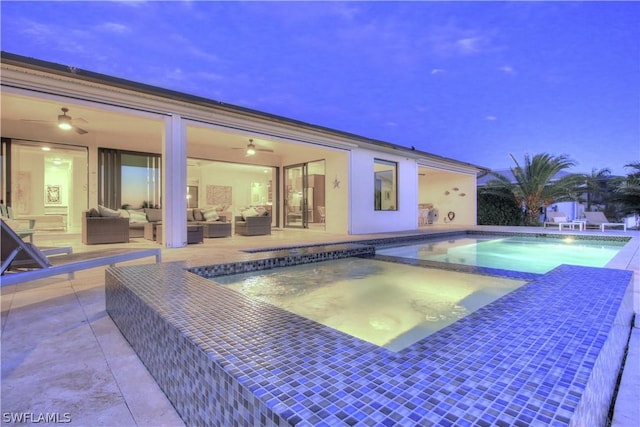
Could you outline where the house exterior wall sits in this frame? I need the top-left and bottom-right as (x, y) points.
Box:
(2, 54), (483, 242)
(349, 149), (420, 234)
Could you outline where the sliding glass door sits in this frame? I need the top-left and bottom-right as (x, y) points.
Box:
(284, 163), (307, 228)
(284, 160), (325, 229)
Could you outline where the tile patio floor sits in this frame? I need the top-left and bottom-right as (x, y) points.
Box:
(1, 225), (638, 426)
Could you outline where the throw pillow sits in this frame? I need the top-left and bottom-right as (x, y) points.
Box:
(202, 208), (219, 222)
(242, 207), (258, 220)
(129, 211), (148, 223)
(98, 205), (121, 218)
(193, 208), (204, 221)
(87, 208), (100, 217)
(187, 209), (195, 222)
(118, 209), (130, 219)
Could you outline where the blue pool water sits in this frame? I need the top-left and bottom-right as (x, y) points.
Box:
(376, 235), (625, 273)
(213, 258), (525, 351)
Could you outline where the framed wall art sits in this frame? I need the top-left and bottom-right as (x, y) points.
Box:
(45, 185), (61, 204)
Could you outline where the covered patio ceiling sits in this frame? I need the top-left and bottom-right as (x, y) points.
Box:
(0, 91), (304, 159)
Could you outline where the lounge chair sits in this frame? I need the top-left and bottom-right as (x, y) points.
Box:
(543, 212), (568, 228)
(583, 212), (627, 232)
(1, 219), (161, 286)
(1, 216), (36, 243)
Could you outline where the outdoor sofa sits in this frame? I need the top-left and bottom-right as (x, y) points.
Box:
(82, 206), (232, 244)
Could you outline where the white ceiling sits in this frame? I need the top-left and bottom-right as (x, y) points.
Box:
(1, 91), (289, 156)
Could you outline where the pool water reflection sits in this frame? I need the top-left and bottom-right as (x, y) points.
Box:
(376, 235), (625, 274)
(213, 257), (526, 351)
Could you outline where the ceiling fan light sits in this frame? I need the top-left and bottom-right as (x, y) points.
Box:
(246, 143), (256, 156)
(58, 115), (72, 130)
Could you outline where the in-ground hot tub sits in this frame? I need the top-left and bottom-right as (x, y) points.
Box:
(106, 241), (634, 426)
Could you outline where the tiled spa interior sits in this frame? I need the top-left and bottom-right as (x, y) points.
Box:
(105, 231), (635, 426)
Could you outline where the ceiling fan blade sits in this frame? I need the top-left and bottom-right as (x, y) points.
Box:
(20, 119), (53, 123)
(257, 148), (274, 153)
(74, 126), (88, 135)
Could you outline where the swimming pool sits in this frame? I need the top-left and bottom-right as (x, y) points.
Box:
(376, 235), (626, 273)
(213, 258), (526, 351)
(106, 234), (635, 426)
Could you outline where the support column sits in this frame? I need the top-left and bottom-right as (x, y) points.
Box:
(162, 114), (187, 248)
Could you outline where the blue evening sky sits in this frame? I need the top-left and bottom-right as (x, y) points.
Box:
(2, 1), (639, 176)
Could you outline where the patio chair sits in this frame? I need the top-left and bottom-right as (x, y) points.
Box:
(543, 212), (568, 228)
(234, 215), (271, 236)
(1, 217), (36, 243)
(1, 219), (161, 286)
(583, 212), (626, 232)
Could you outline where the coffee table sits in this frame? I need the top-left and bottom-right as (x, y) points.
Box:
(155, 224), (204, 245)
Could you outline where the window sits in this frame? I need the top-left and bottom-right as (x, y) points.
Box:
(98, 148), (161, 209)
(374, 159), (397, 211)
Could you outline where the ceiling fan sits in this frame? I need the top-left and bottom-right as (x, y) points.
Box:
(231, 138), (274, 156)
(21, 107), (89, 135)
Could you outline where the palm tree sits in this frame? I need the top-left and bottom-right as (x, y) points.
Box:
(611, 162), (640, 223)
(583, 167), (612, 211)
(484, 153), (585, 225)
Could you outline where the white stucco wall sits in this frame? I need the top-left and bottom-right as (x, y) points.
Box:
(349, 149), (419, 234)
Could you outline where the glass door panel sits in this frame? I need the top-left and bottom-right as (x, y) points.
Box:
(284, 160), (325, 229)
(284, 164), (307, 228)
(306, 160), (325, 230)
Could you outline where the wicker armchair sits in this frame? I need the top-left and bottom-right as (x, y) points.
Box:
(82, 211), (130, 244)
(234, 215), (271, 236)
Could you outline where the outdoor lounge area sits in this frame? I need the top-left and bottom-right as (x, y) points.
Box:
(1, 225), (638, 426)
